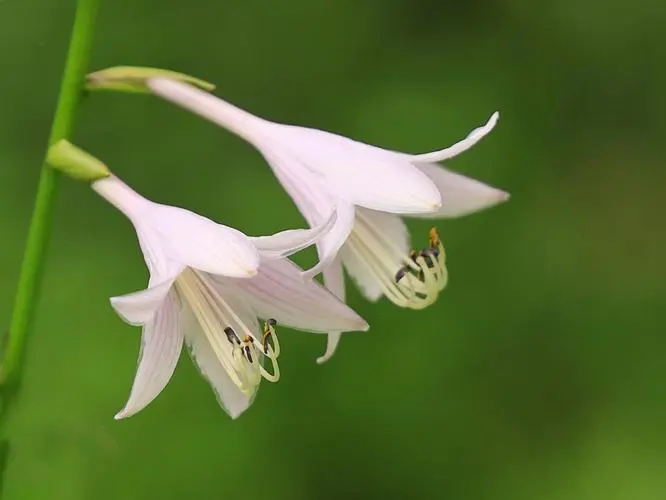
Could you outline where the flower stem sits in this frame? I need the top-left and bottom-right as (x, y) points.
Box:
(1, 0), (100, 390)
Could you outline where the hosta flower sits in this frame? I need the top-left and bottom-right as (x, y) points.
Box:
(94, 176), (367, 419)
(146, 78), (508, 362)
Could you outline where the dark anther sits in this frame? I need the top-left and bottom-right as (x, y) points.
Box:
(419, 249), (437, 269)
(262, 319), (277, 354)
(224, 327), (241, 345)
(242, 345), (253, 363)
(395, 266), (408, 283)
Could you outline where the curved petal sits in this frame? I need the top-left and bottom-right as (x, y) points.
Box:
(301, 199), (355, 280)
(340, 209), (410, 302)
(110, 278), (178, 326)
(411, 112), (499, 163)
(92, 176), (154, 221)
(114, 291), (184, 419)
(317, 257), (347, 364)
(228, 257), (368, 334)
(271, 125), (441, 214)
(111, 227), (184, 326)
(181, 294), (259, 419)
(411, 163), (509, 218)
(151, 205), (260, 278)
(147, 78), (272, 143)
(250, 208), (337, 259)
(259, 148), (355, 278)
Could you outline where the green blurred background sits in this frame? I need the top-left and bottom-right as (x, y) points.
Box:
(1, 0), (665, 498)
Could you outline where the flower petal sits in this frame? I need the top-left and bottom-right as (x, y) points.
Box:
(92, 176), (154, 221)
(317, 257), (347, 364)
(181, 294), (259, 419)
(147, 78), (271, 143)
(341, 209), (410, 302)
(302, 199), (356, 280)
(225, 257), (368, 334)
(153, 205), (260, 278)
(411, 112), (499, 163)
(110, 278), (177, 326)
(259, 149), (356, 278)
(114, 291), (184, 419)
(411, 163), (509, 218)
(250, 208), (337, 259)
(270, 125), (441, 214)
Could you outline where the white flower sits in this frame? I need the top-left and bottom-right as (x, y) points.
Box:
(94, 176), (368, 419)
(146, 79), (508, 363)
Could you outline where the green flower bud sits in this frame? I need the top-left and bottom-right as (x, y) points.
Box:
(47, 140), (110, 182)
(86, 66), (215, 94)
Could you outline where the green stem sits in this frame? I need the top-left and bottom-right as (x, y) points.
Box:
(2, 0), (100, 387)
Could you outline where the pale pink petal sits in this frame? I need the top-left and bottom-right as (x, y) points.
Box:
(250, 209), (336, 259)
(148, 78), (271, 143)
(110, 278), (177, 326)
(270, 125), (441, 214)
(153, 205), (260, 278)
(412, 163), (509, 218)
(317, 257), (348, 364)
(114, 291), (183, 419)
(411, 112), (499, 163)
(224, 257), (367, 334)
(181, 294), (260, 419)
(260, 149), (355, 278)
(340, 209), (410, 302)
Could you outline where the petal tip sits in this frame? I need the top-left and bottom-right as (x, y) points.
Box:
(113, 409), (130, 420)
(315, 354), (331, 365)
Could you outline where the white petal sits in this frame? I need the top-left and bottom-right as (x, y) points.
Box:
(153, 205), (260, 277)
(270, 125), (442, 214)
(227, 257), (368, 334)
(114, 291), (183, 419)
(110, 278), (177, 326)
(302, 199), (356, 280)
(411, 112), (499, 163)
(92, 176), (154, 221)
(94, 175), (260, 278)
(412, 163), (509, 218)
(250, 208), (336, 259)
(258, 149), (355, 278)
(147, 78), (271, 143)
(340, 209), (410, 302)
(181, 295), (259, 419)
(317, 257), (347, 364)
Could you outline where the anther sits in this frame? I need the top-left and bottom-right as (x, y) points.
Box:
(428, 227), (441, 249)
(224, 327), (241, 345)
(262, 318), (277, 354)
(241, 336), (254, 363)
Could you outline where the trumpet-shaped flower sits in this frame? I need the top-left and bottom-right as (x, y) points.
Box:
(94, 176), (368, 419)
(146, 79), (508, 363)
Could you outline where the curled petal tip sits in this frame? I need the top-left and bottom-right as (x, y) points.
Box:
(316, 354), (331, 365)
(113, 410), (129, 420)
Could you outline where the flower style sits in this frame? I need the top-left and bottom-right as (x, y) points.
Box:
(146, 78), (508, 363)
(94, 176), (368, 419)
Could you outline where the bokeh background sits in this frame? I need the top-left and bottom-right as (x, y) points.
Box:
(1, 0), (665, 498)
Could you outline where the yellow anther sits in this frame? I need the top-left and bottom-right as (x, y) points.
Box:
(428, 227), (441, 249)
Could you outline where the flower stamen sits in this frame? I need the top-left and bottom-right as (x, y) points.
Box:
(175, 269), (282, 395)
(347, 215), (447, 310)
